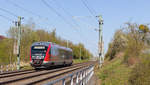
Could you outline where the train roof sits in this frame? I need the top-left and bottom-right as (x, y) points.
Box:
(31, 42), (72, 51)
(53, 44), (72, 51)
(32, 42), (51, 47)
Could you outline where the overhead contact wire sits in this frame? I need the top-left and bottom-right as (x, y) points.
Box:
(0, 14), (14, 21)
(0, 8), (18, 17)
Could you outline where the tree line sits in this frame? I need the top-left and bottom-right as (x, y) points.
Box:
(0, 22), (93, 64)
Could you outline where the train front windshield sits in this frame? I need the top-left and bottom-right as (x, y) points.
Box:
(31, 46), (48, 59)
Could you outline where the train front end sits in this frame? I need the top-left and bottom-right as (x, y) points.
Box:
(30, 42), (50, 68)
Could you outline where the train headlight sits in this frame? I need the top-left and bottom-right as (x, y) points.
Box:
(32, 56), (36, 59)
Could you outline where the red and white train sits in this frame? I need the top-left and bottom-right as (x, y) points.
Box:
(30, 42), (73, 68)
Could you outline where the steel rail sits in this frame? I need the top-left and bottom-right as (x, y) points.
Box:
(0, 62), (86, 78)
(0, 70), (36, 78)
(45, 65), (94, 85)
(0, 62), (84, 75)
(0, 62), (93, 85)
(0, 69), (33, 75)
(25, 63), (93, 85)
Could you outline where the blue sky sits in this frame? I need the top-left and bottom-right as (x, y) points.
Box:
(0, 0), (150, 56)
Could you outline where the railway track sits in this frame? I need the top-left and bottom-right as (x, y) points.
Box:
(0, 69), (34, 75)
(0, 61), (95, 85)
(0, 62), (84, 77)
(0, 62), (88, 77)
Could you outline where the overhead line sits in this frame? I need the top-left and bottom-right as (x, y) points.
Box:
(84, 0), (97, 14)
(7, 0), (41, 18)
(52, 0), (95, 43)
(42, 0), (96, 55)
(52, 0), (81, 28)
(7, 0), (57, 29)
(52, 0), (85, 35)
(42, 0), (95, 44)
(0, 14), (14, 21)
(80, 0), (97, 20)
(41, 0), (77, 29)
(52, 0), (89, 42)
(42, 0), (86, 42)
(0, 8), (18, 17)
(45, 0), (96, 55)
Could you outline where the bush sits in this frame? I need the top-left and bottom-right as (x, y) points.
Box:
(129, 56), (150, 85)
(98, 57), (131, 85)
(105, 30), (126, 60)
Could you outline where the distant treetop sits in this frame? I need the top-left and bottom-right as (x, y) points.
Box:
(0, 35), (5, 40)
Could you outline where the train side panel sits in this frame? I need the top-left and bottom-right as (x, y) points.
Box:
(50, 45), (73, 65)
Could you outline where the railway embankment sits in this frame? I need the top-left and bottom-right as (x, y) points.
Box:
(97, 23), (150, 85)
(96, 56), (132, 85)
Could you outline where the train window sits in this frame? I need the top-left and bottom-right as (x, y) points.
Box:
(69, 51), (72, 59)
(67, 51), (69, 59)
(64, 50), (67, 59)
(64, 50), (71, 59)
(31, 46), (48, 55)
(51, 47), (54, 56)
(51, 46), (59, 56)
(58, 49), (64, 59)
(49, 48), (51, 54)
(55, 47), (59, 56)
(68, 51), (72, 59)
(58, 49), (61, 58)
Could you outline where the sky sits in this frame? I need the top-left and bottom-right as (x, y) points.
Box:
(0, 0), (150, 56)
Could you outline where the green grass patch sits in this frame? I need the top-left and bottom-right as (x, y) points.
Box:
(73, 59), (89, 63)
(97, 58), (132, 85)
(20, 65), (33, 70)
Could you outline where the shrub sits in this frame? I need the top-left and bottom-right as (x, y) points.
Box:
(129, 56), (150, 85)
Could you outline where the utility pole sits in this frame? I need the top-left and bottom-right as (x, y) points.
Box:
(80, 47), (81, 60)
(96, 15), (104, 68)
(67, 40), (69, 48)
(15, 16), (23, 70)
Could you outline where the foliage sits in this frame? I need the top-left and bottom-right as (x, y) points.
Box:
(139, 24), (149, 33)
(105, 23), (149, 64)
(0, 22), (93, 64)
(105, 29), (127, 60)
(128, 55), (150, 85)
(73, 59), (89, 63)
(0, 38), (14, 64)
(97, 57), (131, 85)
(122, 23), (146, 65)
(102, 22), (150, 85)
(71, 43), (92, 59)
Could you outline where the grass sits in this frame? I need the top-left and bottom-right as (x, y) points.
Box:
(0, 59), (89, 72)
(97, 57), (132, 85)
(20, 65), (33, 70)
(73, 59), (89, 63)
(0, 62), (33, 72)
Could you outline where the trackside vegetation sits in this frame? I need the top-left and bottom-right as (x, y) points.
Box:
(73, 59), (89, 63)
(97, 57), (132, 85)
(98, 22), (150, 85)
(0, 21), (93, 65)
